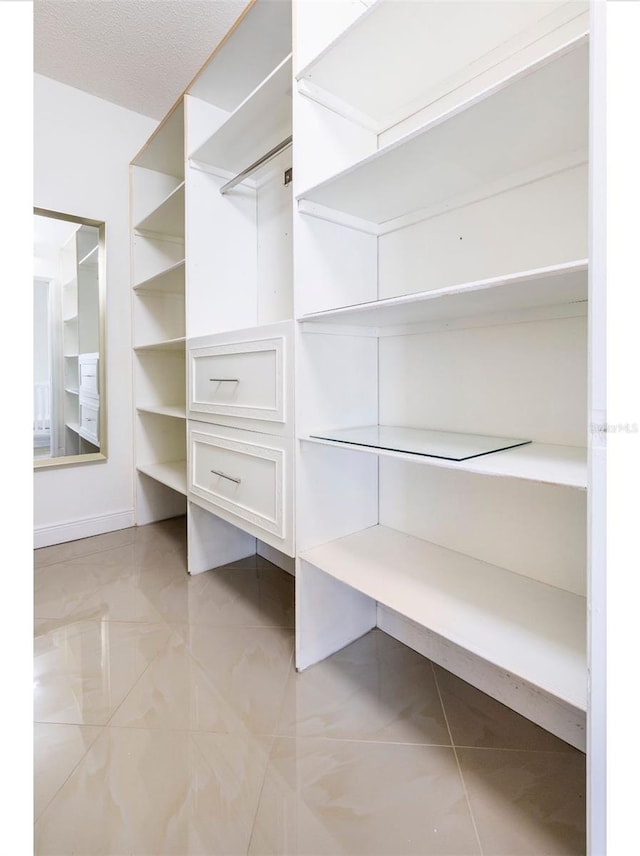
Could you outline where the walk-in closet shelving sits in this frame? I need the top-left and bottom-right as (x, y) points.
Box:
(131, 0), (295, 570)
(131, 99), (187, 524)
(293, 0), (590, 750)
(183, 0), (295, 567)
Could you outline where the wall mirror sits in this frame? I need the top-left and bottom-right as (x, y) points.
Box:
(33, 208), (106, 468)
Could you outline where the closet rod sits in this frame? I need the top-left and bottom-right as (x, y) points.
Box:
(219, 136), (293, 195)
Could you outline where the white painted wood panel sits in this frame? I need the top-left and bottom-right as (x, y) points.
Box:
(137, 460), (187, 496)
(187, 501), (256, 575)
(298, 41), (588, 228)
(300, 525), (586, 710)
(379, 316), (587, 447)
(135, 472), (187, 527)
(133, 260), (185, 295)
(293, 214), (377, 316)
(378, 166), (588, 301)
(186, 165), (257, 335)
(132, 101), (184, 178)
(301, 260), (587, 329)
(132, 235), (185, 286)
(192, 55), (292, 175)
(133, 292), (185, 347)
(257, 149), (294, 325)
(294, 331), (377, 436)
(134, 182), (185, 239)
(187, 0), (291, 111)
(134, 349), (185, 410)
(297, 0), (583, 132)
(379, 459), (586, 596)
(136, 411), (186, 469)
(132, 167), (183, 226)
(294, 0), (371, 75)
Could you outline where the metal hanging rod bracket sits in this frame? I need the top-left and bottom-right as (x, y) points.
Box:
(219, 136), (293, 195)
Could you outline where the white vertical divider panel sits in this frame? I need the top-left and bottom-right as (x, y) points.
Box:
(135, 472), (186, 526)
(256, 149), (294, 326)
(296, 558), (377, 671)
(587, 1), (607, 851)
(293, 0), (379, 670)
(187, 501), (256, 575)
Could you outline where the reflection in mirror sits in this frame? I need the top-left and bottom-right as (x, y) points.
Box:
(33, 209), (106, 467)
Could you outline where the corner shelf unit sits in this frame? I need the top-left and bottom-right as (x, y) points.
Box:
(293, 0), (591, 752)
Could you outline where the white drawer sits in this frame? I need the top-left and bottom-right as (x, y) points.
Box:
(188, 324), (292, 431)
(189, 424), (292, 554)
(79, 353), (99, 399)
(79, 397), (99, 444)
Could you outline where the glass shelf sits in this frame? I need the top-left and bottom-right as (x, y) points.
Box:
(309, 425), (531, 462)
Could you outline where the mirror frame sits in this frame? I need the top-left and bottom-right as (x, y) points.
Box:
(34, 207), (108, 469)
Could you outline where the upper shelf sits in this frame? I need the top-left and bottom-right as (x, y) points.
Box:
(133, 182), (185, 239)
(296, 0), (588, 133)
(133, 260), (185, 294)
(132, 101), (184, 179)
(191, 55), (292, 176)
(297, 39), (588, 234)
(300, 261), (588, 332)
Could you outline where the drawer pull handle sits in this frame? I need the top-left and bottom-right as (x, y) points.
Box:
(209, 378), (239, 383)
(210, 469), (241, 485)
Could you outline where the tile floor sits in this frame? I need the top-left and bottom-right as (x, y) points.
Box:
(34, 517), (586, 855)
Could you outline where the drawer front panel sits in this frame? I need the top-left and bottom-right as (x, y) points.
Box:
(190, 430), (285, 538)
(80, 400), (99, 443)
(190, 337), (285, 423)
(79, 356), (99, 398)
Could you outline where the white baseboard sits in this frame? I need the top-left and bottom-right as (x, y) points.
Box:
(34, 510), (135, 549)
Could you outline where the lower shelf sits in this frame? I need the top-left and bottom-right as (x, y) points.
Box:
(137, 460), (187, 495)
(300, 524), (586, 711)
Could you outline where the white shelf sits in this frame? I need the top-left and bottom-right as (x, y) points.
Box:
(137, 461), (187, 496)
(65, 422), (80, 434)
(63, 314), (78, 324)
(297, 40), (588, 233)
(300, 525), (586, 711)
(137, 405), (186, 419)
(133, 260), (185, 294)
(133, 337), (186, 353)
(296, 0), (587, 133)
(133, 182), (185, 238)
(64, 387), (79, 396)
(303, 432), (586, 489)
(300, 261), (588, 330)
(132, 101), (184, 178)
(191, 54), (292, 176)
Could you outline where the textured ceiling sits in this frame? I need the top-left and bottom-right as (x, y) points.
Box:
(34, 0), (251, 120)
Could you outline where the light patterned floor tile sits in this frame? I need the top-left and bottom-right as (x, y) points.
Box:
(35, 727), (272, 855)
(457, 747), (586, 855)
(178, 624), (294, 735)
(434, 665), (576, 752)
(34, 619), (175, 725)
(248, 737), (481, 856)
(276, 629), (451, 745)
(34, 723), (103, 820)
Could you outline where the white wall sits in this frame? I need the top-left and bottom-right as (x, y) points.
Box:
(34, 74), (156, 546)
